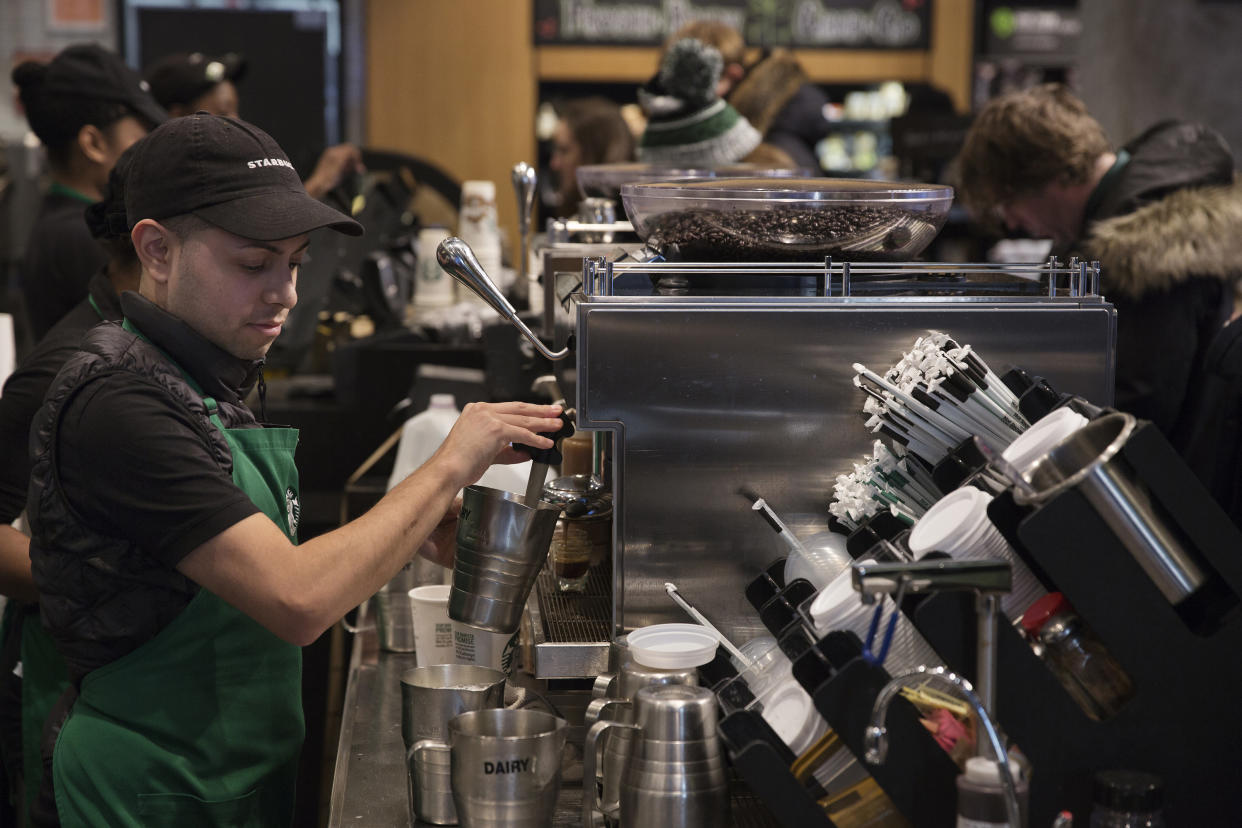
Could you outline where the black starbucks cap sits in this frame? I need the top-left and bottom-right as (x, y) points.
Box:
(40, 43), (167, 129)
(125, 113), (363, 240)
(144, 51), (247, 110)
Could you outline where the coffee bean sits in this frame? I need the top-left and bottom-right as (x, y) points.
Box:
(642, 204), (938, 261)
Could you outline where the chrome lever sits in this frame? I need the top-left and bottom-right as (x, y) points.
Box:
(436, 237), (572, 361)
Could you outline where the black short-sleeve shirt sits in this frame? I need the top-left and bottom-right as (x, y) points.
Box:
(21, 190), (107, 341)
(56, 373), (260, 568)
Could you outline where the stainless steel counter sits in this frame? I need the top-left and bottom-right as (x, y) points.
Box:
(327, 610), (780, 827)
(327, 608), (594, 828)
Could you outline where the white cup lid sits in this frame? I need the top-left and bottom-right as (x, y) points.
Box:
(908, 487), (994, 557)
(627, 623), (719, 669)
(1002, 407), (1089, 474)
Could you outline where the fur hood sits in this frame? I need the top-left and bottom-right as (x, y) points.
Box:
(1084, 178), (1242, 300)
(728, 49), (806, 136)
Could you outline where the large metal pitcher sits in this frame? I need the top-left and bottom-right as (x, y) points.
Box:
(584, 657), (698, 826)
(450, 485), (561, 634)
(584, 684), (729, 828)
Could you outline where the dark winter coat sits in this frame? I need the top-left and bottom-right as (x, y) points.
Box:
(1069, 121), (1242, 526)
(1069, 121), (1240, 437)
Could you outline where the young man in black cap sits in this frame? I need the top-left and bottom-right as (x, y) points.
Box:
(11, 43), (165, 340)
(25, 112), (562, 826)
(142, 50), (362, 200)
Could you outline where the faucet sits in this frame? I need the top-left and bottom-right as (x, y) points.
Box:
(866, 664), (1023, 828)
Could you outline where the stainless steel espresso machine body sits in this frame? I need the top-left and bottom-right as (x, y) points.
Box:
(575, 259), (1115, 651)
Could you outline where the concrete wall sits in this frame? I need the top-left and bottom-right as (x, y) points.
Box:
(1077, 0), (1242, 156)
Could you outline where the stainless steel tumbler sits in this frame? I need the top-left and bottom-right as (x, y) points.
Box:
(450, 485), (560, 634)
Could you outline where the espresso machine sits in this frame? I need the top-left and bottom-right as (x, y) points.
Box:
(440, 236), (1117, 682)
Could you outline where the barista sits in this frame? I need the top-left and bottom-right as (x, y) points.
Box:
(26, 112), (563, 826)
(143, 50), (363, 199)
(11, 44), (165, 340)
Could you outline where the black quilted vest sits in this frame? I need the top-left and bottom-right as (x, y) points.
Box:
(27, 320), (256, 682)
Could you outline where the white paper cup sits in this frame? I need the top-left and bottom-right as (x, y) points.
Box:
(410, 585), (456, 667)
(1002, 407), (1089, 474)
(909, 487), (1046, 619)
(807, 561), (943, 676)
(452, 620), (518, 673)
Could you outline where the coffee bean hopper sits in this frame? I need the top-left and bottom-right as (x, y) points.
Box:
(438, 173), (1116, 682)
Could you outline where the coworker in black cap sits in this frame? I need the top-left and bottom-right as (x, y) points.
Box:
(143, 51), (247, 119)
(11, 43), (165, 340)
(143, 50), (362, 200)
(25, 113), (561, 827)
(0, 138), (143, 825)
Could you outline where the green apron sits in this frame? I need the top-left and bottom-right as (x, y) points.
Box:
(51, 361), (304, 826)
(19, 613), (67, 818)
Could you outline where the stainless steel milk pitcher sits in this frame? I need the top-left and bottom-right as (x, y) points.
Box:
(583, 684), (729, 828)
(583, 658), (698, 826)
(450, 485), (560, 634)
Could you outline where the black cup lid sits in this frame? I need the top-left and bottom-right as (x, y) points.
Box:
(1093, 769), (1164, 812)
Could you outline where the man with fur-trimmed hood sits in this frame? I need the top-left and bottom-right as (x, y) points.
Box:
(956, 84), (1241, 451)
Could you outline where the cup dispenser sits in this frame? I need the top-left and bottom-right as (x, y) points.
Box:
(725, 409), (1242, 828)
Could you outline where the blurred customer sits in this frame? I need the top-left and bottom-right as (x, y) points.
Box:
(668, 21), (832, 171)
(956, 83), (1242, 449)
(142, 50), (362, 200)
(636, 38), (762, 167)
(10, 44), (164, 340)
(549, 97), (635, 217)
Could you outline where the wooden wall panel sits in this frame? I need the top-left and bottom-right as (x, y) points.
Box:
(366, 0), (536, 253)
(928, 0), (974, 113)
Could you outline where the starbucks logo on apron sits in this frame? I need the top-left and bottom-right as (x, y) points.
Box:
(285, 487), (301, 537)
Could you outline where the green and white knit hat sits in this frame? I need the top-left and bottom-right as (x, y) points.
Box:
(637, 38), (761, 167)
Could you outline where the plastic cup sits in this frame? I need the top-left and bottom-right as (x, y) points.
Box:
(757, 677), (827, 755)
(410, 584), (456, 667)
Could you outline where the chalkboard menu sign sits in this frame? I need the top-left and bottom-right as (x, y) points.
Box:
(534, 0), (932, 50)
